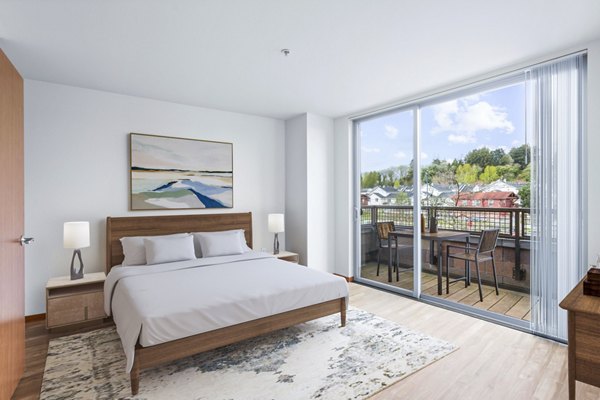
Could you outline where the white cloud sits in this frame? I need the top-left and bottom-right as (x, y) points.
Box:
(512, 139), (522, 146)
(448, 133), (476, 144)
(433, 100), (459, 132)
(384, 125), (399, 139)
(361, 146), (381, 153)
(432, 98), (515, 144)
(394, 151), (407, 159)
(421, 152), (428, 160)
(461, 102), (514, 133)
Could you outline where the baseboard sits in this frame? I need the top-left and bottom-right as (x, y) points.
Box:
(334, 273), (354, 282)
(25, 313), (46, 322)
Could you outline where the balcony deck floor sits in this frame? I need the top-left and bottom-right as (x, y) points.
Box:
(360, 262), (531, 321)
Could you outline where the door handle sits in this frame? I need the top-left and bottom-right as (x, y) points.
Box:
(19, 236), (34, 246)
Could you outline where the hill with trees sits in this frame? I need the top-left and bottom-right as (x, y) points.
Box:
(361, 144), (531, 206)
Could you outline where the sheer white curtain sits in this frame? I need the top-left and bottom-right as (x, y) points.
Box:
(528, 53), (587, 340)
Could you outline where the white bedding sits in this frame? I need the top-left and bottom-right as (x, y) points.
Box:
(104, 251), (349, 372)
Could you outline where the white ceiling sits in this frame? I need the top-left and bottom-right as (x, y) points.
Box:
(1, 0), (600, 120)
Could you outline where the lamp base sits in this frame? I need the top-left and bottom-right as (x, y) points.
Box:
(273, 233), (280, 255)
(70, 249), (84, 280)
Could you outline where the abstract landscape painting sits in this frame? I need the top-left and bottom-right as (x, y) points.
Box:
(130, 133), (233, 210)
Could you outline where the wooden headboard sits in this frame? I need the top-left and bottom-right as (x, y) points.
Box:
(106, 213), (252, 272)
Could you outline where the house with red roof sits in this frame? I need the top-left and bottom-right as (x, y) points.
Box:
(452, 191), (518, 208)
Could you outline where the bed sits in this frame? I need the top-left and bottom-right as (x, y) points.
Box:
(104, 213), (348, 395)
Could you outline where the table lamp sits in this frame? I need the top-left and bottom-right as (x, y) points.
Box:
(64, 221), (90, 280)
(268, 214), (284, 255)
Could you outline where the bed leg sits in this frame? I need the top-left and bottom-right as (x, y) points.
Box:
(340, 298), (347, 327)
(131, 356), (140, 396)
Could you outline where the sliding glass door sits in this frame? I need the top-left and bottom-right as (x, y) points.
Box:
(355, 108), (418, 295)
(353, 52), (587, 336)
(418, 82), (532, 325)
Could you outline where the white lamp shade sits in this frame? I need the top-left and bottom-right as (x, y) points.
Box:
(268, 214), (285, 233)
(63, 221), (90, 249)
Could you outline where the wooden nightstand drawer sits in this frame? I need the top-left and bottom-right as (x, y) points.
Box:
(86, 292), (105, 319)
(47, 295), (85, 326)
(47, 292), (105, 327)
(279, 254), (299, 263)
(274, 251), (300, 264)
(46, 272), (107, 329)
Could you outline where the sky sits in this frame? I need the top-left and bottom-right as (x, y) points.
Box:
(359, 82), (526, 172)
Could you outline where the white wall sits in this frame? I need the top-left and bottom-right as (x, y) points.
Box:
(284, 113), (335, 272)
(586, 39), (600, 264)
(333, 118), (353, 276)
(306, 114), (335, 272)
(284, 115), (308, 264)
(24, 80), (285, 315)
(333, 40), (600, 278)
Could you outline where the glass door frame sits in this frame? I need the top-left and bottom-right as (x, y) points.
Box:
(351, 73), (533, 332)
(352, 105), (422, 299)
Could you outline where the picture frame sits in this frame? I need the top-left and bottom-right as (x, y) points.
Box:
(129, 133), (233, 210)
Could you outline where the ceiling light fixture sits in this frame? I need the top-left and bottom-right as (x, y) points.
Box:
(281, 49), (291, 57)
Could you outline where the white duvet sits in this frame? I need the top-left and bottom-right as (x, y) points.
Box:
(104, 251), (349, 372)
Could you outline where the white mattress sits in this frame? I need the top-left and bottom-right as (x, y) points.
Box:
(104, 252), (349, 372)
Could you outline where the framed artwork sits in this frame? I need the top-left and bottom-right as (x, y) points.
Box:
(130, 133), (233, 210)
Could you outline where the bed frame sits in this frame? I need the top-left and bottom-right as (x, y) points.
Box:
(105, 213), (346, 395)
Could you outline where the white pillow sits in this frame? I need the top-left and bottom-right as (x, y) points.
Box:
(195, 231), (244, 257)
(120, 233), (188, 266)
(144, 234), (196, 265)
(192, 229), (251, 258)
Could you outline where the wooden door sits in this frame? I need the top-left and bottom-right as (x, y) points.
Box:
(0, 48), (25, 399)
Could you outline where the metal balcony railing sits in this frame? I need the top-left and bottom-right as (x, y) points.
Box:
(361, 205), (531, 280)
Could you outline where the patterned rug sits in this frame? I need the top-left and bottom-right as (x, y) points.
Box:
(40, 308), (456, 399)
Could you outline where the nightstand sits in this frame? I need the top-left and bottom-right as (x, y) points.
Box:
(46, 272), (107, 329)
(274, 251), (299, 264)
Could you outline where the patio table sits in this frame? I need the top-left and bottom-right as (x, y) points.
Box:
(388, 229), (470, 295)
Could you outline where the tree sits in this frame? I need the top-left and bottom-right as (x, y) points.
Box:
(490, 148), (512, 166)
(518, 163), (531, 182)
(421, 159), (456, 185)
(382, 169), (395, 186)
(465, 148), (493, 168)
(399, 160), (414, 186)
(497, 164), (521, 181)
(479, 165), (499, 183)
(454, 163), (480, 205)
(500, 154), (514, 165)
(396, 191), (410, 205)
(509, 144), (531, 169)
(519, 185), (531, 208)
(455, 163), (480, 185)
(361, 171), (379, 188)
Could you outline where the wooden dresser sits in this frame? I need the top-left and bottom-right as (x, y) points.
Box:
(560, 278), (600, 399)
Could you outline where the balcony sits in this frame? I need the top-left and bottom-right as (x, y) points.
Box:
(360, 205), (531, 321)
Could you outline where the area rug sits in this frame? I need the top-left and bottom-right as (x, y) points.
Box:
(40, 308), (456, 400)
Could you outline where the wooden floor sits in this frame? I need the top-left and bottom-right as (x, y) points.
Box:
(361, 262), (531, 321)
(11, 285), (600, 399)
(351, 283), (600, 400)
(11, 319), (114, 400)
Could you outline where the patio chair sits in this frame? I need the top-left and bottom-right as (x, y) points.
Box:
(445, 229), (500, 302)
(376, 221), (395, 277)
(376, 222), (413, 281)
